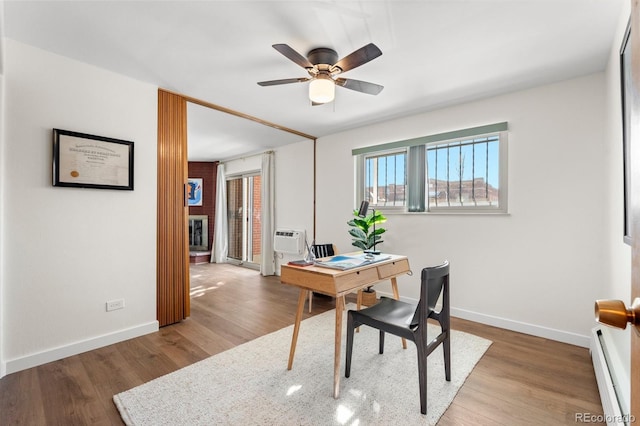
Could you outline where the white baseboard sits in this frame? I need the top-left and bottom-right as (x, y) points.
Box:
(378, 291), (590, 347)
(4, 321), (159, 375)
(591, 326), (625, 425)
(451, 307), (590, 347)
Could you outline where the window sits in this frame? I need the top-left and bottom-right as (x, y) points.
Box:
(354, 123), (508, 213)
(427, 135), (502, 209)
(227, 173), (261, 265)
(362, 150), (407, 208)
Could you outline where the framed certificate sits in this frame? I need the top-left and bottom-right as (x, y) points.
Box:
(53, 129), (134, 190)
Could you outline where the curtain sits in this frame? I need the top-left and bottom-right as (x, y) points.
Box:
(407, 145), (426, 212)
(260, 152), (275, 276)
(214, 163), (228, 263)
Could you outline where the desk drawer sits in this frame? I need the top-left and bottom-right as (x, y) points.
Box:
(377, 259), (410, 280)
(335, 267), (380, 293)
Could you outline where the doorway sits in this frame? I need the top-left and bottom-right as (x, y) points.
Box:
(157, 89), (316, 326)
(227, 174), (262, 268)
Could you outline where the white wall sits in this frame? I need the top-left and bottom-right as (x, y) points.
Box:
(0, 2), (5, 378)
(0, 72), (4, 378)
(1, 39), (158, 375)
(314, 73), (607, 347)
(274, 139), (315, 271)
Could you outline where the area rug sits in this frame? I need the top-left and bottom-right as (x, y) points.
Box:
(114, 305), (491, 425)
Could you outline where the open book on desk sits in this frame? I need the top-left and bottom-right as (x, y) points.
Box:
(314, 254), (391, 271)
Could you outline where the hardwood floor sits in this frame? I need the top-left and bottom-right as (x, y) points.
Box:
(0, 263), (604, 425)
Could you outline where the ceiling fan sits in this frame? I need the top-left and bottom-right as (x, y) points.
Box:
(257, 43), (384, 105)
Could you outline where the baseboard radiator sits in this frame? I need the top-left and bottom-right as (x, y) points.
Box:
(590, 327), (625, 425)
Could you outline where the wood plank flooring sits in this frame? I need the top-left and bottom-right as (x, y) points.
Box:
(0, 263), (604, 425)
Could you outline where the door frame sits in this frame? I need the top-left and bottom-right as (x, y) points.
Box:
(630, 0), (640, 417)
(156, 89), (316, 326)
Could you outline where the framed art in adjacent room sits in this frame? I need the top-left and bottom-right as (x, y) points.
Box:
(187, 178), (203, 206)
(52, 129), (134, 190)
(621, 20), (632, 245)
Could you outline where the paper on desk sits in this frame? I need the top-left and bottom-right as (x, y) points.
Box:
(314, 254), (391, 270)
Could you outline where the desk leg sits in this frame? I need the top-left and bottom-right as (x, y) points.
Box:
(391, 277), (408, 350)
(333, 294), (345, 398)
(287, 288), (308, 370)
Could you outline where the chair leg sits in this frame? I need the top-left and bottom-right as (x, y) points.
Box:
(356, 290), (362, 333)
(443, 329), (451, 381)
(345, 313), (355, 378)
(415, 336), (427, 415)
(379, 330), (385, 354)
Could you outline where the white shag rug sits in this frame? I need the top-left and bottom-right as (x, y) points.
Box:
(114, 305), (491, 426)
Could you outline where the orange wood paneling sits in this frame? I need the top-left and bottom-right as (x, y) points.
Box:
(157, 89), (190, 326)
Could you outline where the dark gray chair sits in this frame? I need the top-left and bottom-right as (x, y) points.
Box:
(311, 243), (335, 259)
(345, 261), (451, 415)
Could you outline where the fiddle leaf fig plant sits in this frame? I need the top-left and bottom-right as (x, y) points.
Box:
(347, 209), (387, 251)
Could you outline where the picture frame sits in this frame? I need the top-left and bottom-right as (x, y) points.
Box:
(621, 21), (632, 245)
(187, 178), (203, 206)
(53, 129), (134, 190)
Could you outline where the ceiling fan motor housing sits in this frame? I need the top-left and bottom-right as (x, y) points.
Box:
(307, 48), (339, 68)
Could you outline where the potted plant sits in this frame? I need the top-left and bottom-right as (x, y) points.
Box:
(347, 208), (387, 305)
(347, 208), (387, 252)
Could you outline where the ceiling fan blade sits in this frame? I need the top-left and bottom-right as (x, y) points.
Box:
(272, 44), (314, 69)
(257, 77), (310, 86)
(333, 43), (382, 73)
(335, 78), (383, 95)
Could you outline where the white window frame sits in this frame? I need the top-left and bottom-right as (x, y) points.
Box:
(354, 123), (508, 215)
(355, 147), (408, 212)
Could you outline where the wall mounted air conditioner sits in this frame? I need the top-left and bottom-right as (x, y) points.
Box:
(274, 229), (305, 255)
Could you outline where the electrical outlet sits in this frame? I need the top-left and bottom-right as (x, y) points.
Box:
(106, 299), (125, 312)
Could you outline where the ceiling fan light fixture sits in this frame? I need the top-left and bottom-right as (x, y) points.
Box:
(309, 74), (335, 104)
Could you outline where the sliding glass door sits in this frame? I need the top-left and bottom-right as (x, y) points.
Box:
(226, 174), (261, 268)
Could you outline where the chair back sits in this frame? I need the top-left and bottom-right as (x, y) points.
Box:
(411, 261), (450, 328)
(311, 244), (335, 259)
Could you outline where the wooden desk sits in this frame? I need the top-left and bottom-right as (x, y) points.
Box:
(280, 253), (411, 398)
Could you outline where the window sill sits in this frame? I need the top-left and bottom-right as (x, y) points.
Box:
(383, 209), (510, 216)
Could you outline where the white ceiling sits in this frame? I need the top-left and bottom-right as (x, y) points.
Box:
(2, 0), (625, 161)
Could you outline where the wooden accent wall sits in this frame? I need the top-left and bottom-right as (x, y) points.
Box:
(157, 89), (190, 326)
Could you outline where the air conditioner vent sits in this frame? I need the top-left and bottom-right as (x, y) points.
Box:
(274, 229), (305, 254)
